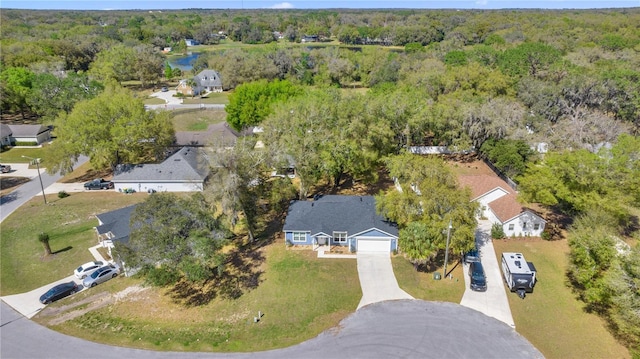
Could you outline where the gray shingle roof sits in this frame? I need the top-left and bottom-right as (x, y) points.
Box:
(283, 195), (398, 237)
(0, 124), (12, 138)
(95, 205), (137, 244)
(113, 147), (209, 183)
(7, 124), (49, 137)
(195, 69), (222, 88)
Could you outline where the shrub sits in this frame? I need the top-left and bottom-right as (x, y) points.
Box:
(58, 190), (69, 198)
(541, 230), (551, 241)
(144, 265), (181, 287)
(491, 223), (506, 239)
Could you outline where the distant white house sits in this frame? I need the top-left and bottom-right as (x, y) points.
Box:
(112, 147), (209, 193)
(3, 124), (51, 145)
(458, 175), (546, 237)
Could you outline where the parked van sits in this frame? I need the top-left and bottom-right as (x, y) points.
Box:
(468, 261), (487, 292)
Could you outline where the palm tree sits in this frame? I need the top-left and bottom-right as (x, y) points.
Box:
(38, 232), (52, 256)
(186, 78), (198, 98)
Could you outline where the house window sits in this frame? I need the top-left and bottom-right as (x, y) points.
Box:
(333, 231), (347, 243)
(523, 222), (527, 229)
(534, 223), (540, 231)
(508, 224), (514, 231)
(292, 232), (306, 242)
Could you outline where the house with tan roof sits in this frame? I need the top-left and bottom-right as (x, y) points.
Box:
(459, 174), (545, 237)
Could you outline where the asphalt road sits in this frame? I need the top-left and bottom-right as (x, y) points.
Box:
(145, 104), (226, 111)
(0, 156), (88, 223)
(1, 300), (543, 359)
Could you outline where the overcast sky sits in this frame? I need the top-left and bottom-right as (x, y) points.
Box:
(1, 0), (639, 10)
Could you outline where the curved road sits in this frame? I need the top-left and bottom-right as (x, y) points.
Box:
(1, 300), (542, 359)
(0, 156), (88, 223)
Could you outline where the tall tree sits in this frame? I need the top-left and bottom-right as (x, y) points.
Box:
(206, 137), (266, 242)
(48, 82), (175, 173)
(226, 79), (301, 131)
(116, 193), (229, 284)
(376, 153), (477, 269)
(0, 67), (34, 119)
(27, 72), (103, 123)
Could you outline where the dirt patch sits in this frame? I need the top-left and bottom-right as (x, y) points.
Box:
(39, 286), (150, 326)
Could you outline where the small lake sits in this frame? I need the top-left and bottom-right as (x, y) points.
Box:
(168, 52), (202, 71)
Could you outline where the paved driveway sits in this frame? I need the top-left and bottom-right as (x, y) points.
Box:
(1, 275), (83, 319)
(1, 300), (542, 359)
(356, 252), (413, 310)
(460, 220), (515, 328)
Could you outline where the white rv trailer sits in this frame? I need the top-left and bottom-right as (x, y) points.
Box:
(501, 252), (537, 298)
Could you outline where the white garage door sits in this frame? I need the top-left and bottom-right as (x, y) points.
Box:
(357, 238), (391, 253)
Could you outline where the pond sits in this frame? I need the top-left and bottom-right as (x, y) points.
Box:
(168, 52), (202, 71)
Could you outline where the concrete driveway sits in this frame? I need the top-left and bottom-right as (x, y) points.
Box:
(150, 89), (183, 105)
(1, 275), (83, 319)
(460, 220), (515, 328)
(356, 252), (413, 310)
(0, 163), (40, 179)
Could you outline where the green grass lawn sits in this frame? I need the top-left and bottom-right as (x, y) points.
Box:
(182, 92), (230, 105)
(170, 108), (227, 131)
(493, 238), (630, 359)
(41, 244), (362, 352)
(393, 255), (466, 303)
(0, 146), (51, 165)
(0, 192), (147, 295)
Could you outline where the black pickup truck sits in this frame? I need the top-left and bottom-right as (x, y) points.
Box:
(84, 178), (114, 190)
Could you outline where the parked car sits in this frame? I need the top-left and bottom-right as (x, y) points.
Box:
(74, 260), (104, 279)
(161, 86), (168, 92)
(0, 164), (11, 173)
(83, 264), (119, 288)
(464, 248), (480, 264)
(468, 261), (487, 292)
(84, 178), (114, 190)
(39, 281), (78, 304)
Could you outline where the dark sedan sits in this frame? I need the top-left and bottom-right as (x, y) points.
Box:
(39, 281), (78, 304)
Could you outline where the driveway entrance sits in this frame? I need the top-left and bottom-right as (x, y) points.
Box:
(460, 220), (515, 327)
(356, 252), (413, 310)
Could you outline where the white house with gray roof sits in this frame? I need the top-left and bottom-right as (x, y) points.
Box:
(283, 195), (399, 254)
(3, 124), (51, 145)
(112, 147), (209, 193)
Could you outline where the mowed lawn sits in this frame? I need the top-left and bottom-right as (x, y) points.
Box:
(493, 238), (630, 359)
(43, 244), (362, 352)
(170, 108), (227, 131)
(0, 192), (147, 295)
(393, 255), (466, 303)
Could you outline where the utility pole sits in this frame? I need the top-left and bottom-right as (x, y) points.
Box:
(443, 219), (452, 278)
(22, 155), (47, 204)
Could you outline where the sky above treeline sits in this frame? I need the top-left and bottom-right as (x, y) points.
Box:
(1, 0), (639, 10)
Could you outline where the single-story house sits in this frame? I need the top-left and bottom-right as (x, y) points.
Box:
(95, 204), (136, 252)
(95, 204), (137, 276)
(6, 124), (51, 145)
(283, 195), (399, 253)
(458, 174), (546, 237)
(174, 122), (242, 148)
(112, 147), (209, 193)
(0, 124), (12, 146)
